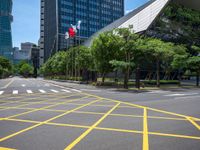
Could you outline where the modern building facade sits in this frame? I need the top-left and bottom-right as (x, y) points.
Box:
(84, 0), (200, 47)
(40, 0), (124, 62)
(0, 0), (13, 61)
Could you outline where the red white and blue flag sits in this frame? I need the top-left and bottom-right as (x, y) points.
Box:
(65, 21), (81, 39)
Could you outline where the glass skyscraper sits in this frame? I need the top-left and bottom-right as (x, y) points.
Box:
(40, 0), (124, 62)
(0, 0), (13, 61)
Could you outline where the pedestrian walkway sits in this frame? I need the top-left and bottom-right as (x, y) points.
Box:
(0, 88), (82, 96)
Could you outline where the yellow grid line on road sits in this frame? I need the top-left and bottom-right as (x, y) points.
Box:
(1, 95), (89, 120)
(81, 92), (200, 121)
(143, 108), (149, 150)
(0, 92), (80, 112)
(73, 111), (188, 121)
(64, 102), (121, 150)
(0, 93), (82, 118)
(0, 147), (16, 150)
(186, 117), (200, 130)
(0, 92), (80, 109)
(1, 117), (200, 141)
(0, 105), (190, 122)
(0, 98), (102, 142)
(0, 87), (200, 149)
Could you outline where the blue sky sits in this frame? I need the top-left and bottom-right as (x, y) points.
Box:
(12, 0), (148, 48)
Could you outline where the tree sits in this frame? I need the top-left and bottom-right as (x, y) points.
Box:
(75, 46), (93, 80)
(171, 45), (188, 85)
(142, 38), (174, 87)
(41, 51), (67, 77)
(109, 28), (142, 89)
(187, 56), (200, 86)
(19, 63), (33, 77)
(91, 31), (121, 82)
(0, 56), (12, 78)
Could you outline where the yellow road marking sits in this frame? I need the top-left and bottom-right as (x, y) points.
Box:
(0, 93), (80, 113)
(65, 102), (120, 150)
(2, 95), (89, 120)
(67, 111), (188, 121)
(82, 92), (200, 121)
(2, 117), (200, 141)
(149, 132), (200, 140)
(95, 127), (142, 134)
(143, 108), (149, 150)
(0, 99), (102, 142)
(186, 117), (200, 130)
(0, 147), (16, 150)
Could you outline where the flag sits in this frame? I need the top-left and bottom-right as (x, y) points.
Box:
(71, 24), (77, 33)
(68, 27), (76, 37)
(65, 32), (69, 39)
(77, 20), (82, 30)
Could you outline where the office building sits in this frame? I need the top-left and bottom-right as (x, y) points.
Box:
(13, 42), (36, 63)
(0, 0), (13, 61)
(40, 0), (124, 62)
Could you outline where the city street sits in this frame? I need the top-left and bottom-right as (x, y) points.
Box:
(0, 77), (200, 150)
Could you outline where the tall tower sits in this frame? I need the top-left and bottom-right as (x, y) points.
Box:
(40, 0), (124, 62)
(0, 0), (13, 61)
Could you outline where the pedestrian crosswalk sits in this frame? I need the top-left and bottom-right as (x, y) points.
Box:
(13, 90), (18, 95)
(0, 91), (4, 95)
(0, 88), (82, 96)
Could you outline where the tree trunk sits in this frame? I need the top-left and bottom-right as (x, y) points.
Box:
(135, 67), (140, 89)
(124, 69), (129, 89)
(178, 69), (181, 86)
(196, 71), (199, 87)
(102, 73), (105, 83)
(124, 52), (130, 89)
(156, 59), (160, 87)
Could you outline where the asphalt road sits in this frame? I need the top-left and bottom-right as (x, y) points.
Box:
(0, 77), (199, 150)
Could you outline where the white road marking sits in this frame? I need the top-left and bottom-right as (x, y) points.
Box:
(0, 91), (4, 95)
(13, 90), (18, 94)
(70, 89), (82, 93)
(61, 89), (71, 93)
(51, 89), (59, 93)
(165, 93), (199, 97)
(39, 89), (46, 93)
(27, 90), (33, 94)
(148, 90), (169, 94)
(45, 84), (50, 87)
(80, 89), (101, 92)
(21, 84), (26, 87)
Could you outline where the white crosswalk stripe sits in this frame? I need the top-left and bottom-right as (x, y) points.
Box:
(71, 89), (82, 93)
(13, 90), (18, 94)
(27, 90), (33, 94)
(51, 89), (59, 93)
(39, 89), (46, 93)
(61, 89), (71, 93)
(0, 88), (82, 96)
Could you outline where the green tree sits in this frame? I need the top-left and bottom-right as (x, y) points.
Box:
(171, 45), (188, 84)
(142, 38), (174, 87)
(76, 46), (93, 72)
(41, 51), (67, 77)
(109, 28), (142, 89)
(91, 31), (121, 82)
(0, 56), (12, 78)
(187, 56), (200, 86)
(19, 63), (33, 77)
